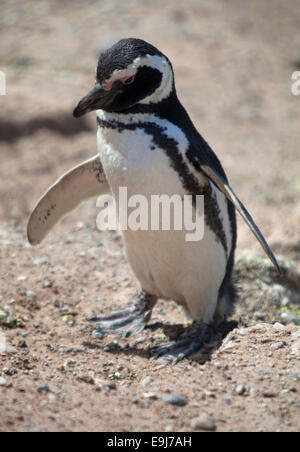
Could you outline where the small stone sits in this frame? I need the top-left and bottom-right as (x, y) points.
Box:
(191, 413), (216, 431)
(92, 330), (105, 339)
(236, 384), (246, 395)
(221, 341), (236, 352)
(281, 311), (300, 325)
(105, 381), (117, 391)
(237, 328), (247, 336)
(270, 341), (284, 350)
(37, 383), (50, 394)
(63, 359), (76, 371)
(143, 392), (158, 400)
(48, 394), (57, 402)
(134, 337), (147, 345)
(62, 315), (75, 326)
(113, 372), (123, 380)
(291, 340), (300, 357)
(140, 376), (152, 386)
(106, 341), (120, 351)
(263, 391), (277, 398)
(25, 291), (36, 299)
(42, 280), (53, 289)
(163, 395), (188, 406)
(77, 375), (95, 385)
(33, 257), (49, 266)
(0, 377), (7, 386)
(18, 340), (28, 348)
(273, 322), (286, 331)
(294, 372), (300, 382)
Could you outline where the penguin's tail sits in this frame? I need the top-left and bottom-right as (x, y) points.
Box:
(213, 279), (238, 326)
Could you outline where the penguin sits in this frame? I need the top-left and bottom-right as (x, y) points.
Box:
(27, 38), (280, 363)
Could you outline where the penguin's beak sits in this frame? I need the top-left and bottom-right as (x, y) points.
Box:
(73, 82), (121, 118)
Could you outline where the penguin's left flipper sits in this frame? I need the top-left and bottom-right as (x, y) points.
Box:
(27, 155), (109, 246)
(151, 322), (209, 364)
(200, 164), (281, 274)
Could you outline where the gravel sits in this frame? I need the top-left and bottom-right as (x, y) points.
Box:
(163, 395), (188, 407)
(190, 413), (216, 431)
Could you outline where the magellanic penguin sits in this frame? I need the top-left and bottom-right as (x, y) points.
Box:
(27, 38), (281, 363)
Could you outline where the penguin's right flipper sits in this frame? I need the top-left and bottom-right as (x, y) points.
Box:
(27, 155), (109, 245)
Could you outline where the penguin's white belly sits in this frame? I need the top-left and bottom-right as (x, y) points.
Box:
(97, 122), (227, 321)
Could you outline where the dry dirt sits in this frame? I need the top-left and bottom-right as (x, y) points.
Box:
(0, 0), (300, 432)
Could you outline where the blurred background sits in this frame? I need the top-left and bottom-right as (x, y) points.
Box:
(0, 0), (299, 258)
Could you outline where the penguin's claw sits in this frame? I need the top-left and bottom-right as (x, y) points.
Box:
(89, 290), (157, 337)
(88, 306), (136, 323)
(151, 322), (209, 364)
(91, 310), (147, 337)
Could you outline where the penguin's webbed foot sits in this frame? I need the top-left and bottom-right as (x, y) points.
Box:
(151, 321), (209, 364)
(89, 290), (157, 337)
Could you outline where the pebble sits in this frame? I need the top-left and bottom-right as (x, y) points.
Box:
(25, 290), (36, 299)
(0, 377), (7, 386)
(105, 381), (117, 391)
(263, 391), (277, 398)
(236, 384), (246, 395)
(77, 375), (95, 385)
(281, 311), (300, 325)
(273, 322), (286, 331)
(140, 376), (152, 386)
(221, 341), (237, 352)
(18, 339), (28, 348)
(291, 340), (300, 357)
(48, 394), (57, 403)
(91, 330), (105, 339)
(37, 383), (50, 394)
(33, 257), (49, 266)
(134, 336), (147, 345)
(143, 392), (158, 400)
(63, 359), (76, 371)
(270, 341), (284, 350)
(190, 413), (216, 431)
(163, 395), (188, 407)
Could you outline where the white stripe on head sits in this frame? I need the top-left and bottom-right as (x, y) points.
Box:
(102, 54), (173, 104)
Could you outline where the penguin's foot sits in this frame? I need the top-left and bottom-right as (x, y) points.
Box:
(89, 290), (157, 337)
(151, 321), (210, 364)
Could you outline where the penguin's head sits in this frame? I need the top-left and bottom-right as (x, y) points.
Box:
(73, 38), (174, 117)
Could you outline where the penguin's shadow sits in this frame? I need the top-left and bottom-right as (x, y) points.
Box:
(101, 320), (238, 364)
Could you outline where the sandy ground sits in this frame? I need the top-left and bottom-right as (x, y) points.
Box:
(0, 0), (299, 432)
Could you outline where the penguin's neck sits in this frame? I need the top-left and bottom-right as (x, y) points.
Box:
(96, 90), (198, 144)
(98, 89), (181, 120)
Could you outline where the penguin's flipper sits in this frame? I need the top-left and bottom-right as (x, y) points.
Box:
(27, 155), (109, 246)
(201, 164), (281, 274)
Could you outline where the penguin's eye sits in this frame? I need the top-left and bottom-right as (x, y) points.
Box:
(120, 75), (135, 85)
